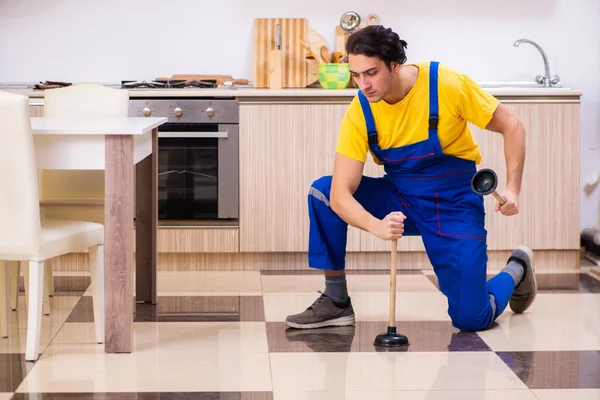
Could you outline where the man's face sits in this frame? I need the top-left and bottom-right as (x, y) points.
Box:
(348, 54), (396, 102)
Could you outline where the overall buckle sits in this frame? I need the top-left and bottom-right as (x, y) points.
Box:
(429, 115), (439, 130)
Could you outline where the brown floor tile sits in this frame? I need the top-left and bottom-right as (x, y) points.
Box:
(65, 296), (95, 323)
(536, 273), (600, 293)
(66, 296), (265, 323)
(497, 351), (600, 389)
(261, 269), (423, 276)
(11, 393), (273, 400)
(267, 321), (491, 353)
(134, 296), (265, 323)
(0, 353), (35, 392)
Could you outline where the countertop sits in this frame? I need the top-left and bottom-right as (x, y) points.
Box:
(0, 83), (583, 100)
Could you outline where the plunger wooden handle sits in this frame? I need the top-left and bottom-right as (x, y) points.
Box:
(389, 239), (397, 327)
(492, 190), (506, 205)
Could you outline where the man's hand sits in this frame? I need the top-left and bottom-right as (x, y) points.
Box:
(494, 190), (519, 216)
(373, 211), (406, 240)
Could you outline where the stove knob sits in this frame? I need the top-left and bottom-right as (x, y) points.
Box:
(142, 107), (151, 117)
(173, 107), (183, 117)
(206, 107), (215, 118)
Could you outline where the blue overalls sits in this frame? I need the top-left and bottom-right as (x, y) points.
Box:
(307, 61), (515, 331)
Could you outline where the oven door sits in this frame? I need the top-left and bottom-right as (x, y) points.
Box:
(157, 123), (238, 221)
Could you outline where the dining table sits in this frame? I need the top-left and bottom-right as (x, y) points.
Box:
(30, 116), (167, 353)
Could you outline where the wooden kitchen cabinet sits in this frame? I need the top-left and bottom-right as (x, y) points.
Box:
(473, 102), (580, 250)
(25, 94), (580, 265)
(29, 104), (44, 117)
(133, 228), (239, 253)
(241, 100), (580, 254)
(239, 102), (361, 252)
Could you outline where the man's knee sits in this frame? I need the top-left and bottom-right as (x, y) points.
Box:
(311, 176), (332, 193)
(450, 305), (493, 332)
(309, 176), (333, 205)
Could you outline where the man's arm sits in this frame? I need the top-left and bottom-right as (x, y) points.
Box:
(484, 103), (526, 215)
(330, 153), (405, 240)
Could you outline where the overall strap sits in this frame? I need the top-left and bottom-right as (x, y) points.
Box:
(429, 61), (440, 134)
(357, 90), (378, 146)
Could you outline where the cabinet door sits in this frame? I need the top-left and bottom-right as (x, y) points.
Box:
(239, 103), (361, 252)
(471, 102), (580, 250)
(29, 105), (44, 117)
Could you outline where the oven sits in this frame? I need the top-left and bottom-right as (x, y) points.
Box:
(129, 98), (239, 222)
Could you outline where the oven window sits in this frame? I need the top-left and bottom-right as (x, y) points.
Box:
(158, 134), (218, 220)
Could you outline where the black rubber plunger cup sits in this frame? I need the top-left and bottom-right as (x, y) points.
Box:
(373, 239), (409, 349)
(470, 168), (506, 205)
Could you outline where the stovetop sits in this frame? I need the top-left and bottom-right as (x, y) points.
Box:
(121, 79), (218, 89)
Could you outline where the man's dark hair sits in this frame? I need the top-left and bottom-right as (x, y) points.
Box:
(345, 25), (408, 70)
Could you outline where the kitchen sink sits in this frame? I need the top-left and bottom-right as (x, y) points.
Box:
(478, 81), (564, 89)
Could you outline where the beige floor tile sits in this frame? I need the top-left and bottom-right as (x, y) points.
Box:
(0, 295), (79, 354)
(10, 297), (79, 327)
(49, 322), (269, 352)
(16, 322), (272, 393)
(0, 322), (63, 354)
(532, 389), (600, 400)
(157, 271), (263, 294)
(269, 352), (526, 392)
(261, 274), (438, 293)
(264, 292), (451, 322)
(274, 390), (538, 400)
(478, 294), (600, 351)
(89, 271), (264, 297)
(0, 394), (14, 400)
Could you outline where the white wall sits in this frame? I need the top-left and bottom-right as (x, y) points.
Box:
(1, 0), (599, 229)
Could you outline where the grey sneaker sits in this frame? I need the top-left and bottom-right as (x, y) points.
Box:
(285, 291), (355, 329)
(509, 245), (537, 313)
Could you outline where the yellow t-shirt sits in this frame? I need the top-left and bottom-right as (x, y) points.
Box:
(336, 62), (499, 165)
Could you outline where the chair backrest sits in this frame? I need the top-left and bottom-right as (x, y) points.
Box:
(42, 84), (130, 202)
(44, 83), (129, 118)
(0, 91), (42, 259)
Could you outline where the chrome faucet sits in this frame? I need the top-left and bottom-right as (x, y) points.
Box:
(513, 38), (560, 87)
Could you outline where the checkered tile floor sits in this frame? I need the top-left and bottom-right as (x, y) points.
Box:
(1, 267), (599, 399)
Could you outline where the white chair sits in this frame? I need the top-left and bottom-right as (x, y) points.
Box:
(0, 90), (105, 361)
(8, 83), (128, 332)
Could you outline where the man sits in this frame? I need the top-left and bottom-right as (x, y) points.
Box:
(285, 25), (537, 332)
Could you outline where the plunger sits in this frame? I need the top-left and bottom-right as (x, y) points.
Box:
(373, 239), (409, 349)
(470, 168), (506, 205)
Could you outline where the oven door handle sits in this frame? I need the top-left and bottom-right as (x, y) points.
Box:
(157, 130), (229, 139)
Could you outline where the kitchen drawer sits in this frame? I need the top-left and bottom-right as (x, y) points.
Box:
(135, 227), (239, 253)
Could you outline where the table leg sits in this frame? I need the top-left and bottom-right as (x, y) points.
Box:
(104, 134), (134, 353)
(135, 128), (158, 304)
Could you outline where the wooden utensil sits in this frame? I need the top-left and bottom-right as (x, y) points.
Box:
(269, 23), (284, 89)
(332, 52), (344, 63)
(299, 37), (324, 63)
(366, 14), (380, 25)
(306, 28), (330, 85)
(335, 26), (349, 57)
(320, 46), (333, 63)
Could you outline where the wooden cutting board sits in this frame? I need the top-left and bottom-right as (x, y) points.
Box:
(306, 28), (329, 86)
(253, 18), (307, 88)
